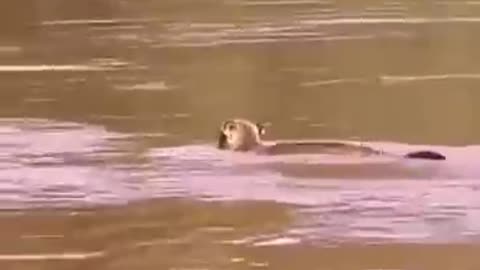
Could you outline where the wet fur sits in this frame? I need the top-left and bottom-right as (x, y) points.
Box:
(217, 119), (446, 160)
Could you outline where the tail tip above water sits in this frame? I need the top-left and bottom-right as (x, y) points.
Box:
(404, 150), (446, 160)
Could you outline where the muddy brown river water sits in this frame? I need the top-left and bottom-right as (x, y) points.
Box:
(1, 1), (480, 269)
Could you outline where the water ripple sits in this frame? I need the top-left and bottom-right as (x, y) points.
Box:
(381, 74), (480, 85)
(0, 251), (105, 261)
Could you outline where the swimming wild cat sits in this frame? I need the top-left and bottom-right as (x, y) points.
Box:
(217, 118), (446, 160)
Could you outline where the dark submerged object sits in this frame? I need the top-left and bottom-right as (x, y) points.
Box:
(404, 150), (446, 160)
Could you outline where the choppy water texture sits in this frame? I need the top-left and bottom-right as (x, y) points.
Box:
(2, 0), (480, 269)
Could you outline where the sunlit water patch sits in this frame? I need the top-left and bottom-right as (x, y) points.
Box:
(1, 117), (479, 243)
(147, 142), (480, 244)
(0, 118), (154, 209)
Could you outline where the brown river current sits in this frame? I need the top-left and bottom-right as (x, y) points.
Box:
(1, 1), (480, 269)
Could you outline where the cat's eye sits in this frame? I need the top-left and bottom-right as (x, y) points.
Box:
(227, 124), (236, 131)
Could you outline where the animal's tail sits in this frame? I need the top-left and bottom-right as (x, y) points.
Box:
(404, 150), (446, 160)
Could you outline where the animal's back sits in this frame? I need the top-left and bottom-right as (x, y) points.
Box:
(259, 141), (381, 156)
